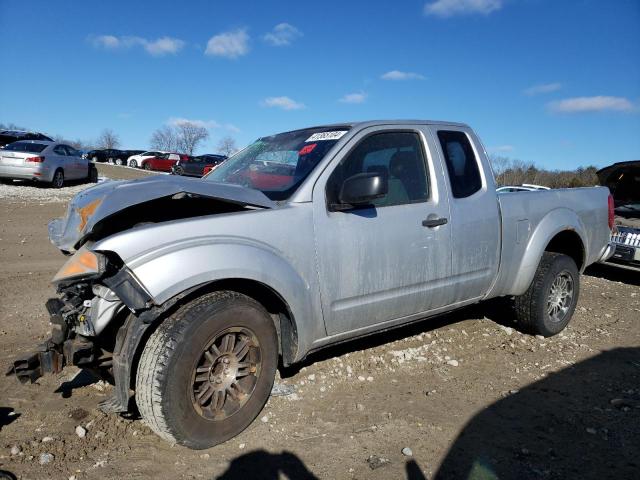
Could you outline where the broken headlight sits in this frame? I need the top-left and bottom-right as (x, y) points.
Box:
(52, 245), (106, 284)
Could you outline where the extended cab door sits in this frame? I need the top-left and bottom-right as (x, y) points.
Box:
(312, 126), (454, 336)
(428, 126), (501, 302)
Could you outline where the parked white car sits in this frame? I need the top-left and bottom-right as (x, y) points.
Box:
(127, 151), (166, 168)
(0, 140), (97, 187)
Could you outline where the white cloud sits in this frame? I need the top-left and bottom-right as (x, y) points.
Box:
(263, 23), (302, 46)
(381, 70), (425, 81)
(548, 96), (635, 113)
(261, 96), (306, 110)
(339, 92), (367, 104)
(205, 29), (249, 58)
(524, 82), (562, 96)
(424, 0), (503, 17)
(168, 117), (220, 129)
(143, 37), (185, 56)
(90, 35), (185, 56)
(489, 145), (514, 153)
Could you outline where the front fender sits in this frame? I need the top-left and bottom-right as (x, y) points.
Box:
(96, 235), (318, 358)
(510, 208), (588, 295)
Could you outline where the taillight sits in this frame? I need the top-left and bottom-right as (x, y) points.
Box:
(607, 194), (615, 230)
(26, 156), (45, 163)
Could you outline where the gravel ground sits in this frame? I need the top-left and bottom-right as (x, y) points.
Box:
(0, 174), (638, 480)
(0, 163), (158, 203)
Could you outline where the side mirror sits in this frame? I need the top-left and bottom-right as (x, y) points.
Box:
(336, 172), (388, 209)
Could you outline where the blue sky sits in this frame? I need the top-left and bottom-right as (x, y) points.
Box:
(1, 0), (638, 169)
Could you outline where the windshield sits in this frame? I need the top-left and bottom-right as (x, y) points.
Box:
(204, 127), (350, 200)
(2, 141), (48, 153)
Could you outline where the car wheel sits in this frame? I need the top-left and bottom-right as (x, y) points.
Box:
(129, 159), (138, 168)
(514, 252), (579, 337)
(135, 291), (278, 449)
(88, 166), (99, 183)
(52, 169), (64, 188)
(107, 158), (114, 164)
(143, 163), (152, 170)
(92, 156), (99, 163)
(174, 166), (184, 176)
(115, 158), (123, 166)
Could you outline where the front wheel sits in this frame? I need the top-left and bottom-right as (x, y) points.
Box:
(143, 163), (152, 170)
(135, 291), (278, 449)
(115, 158), (123, 166)
(129, 159), (138, 168)
(514, 252), (580, 337)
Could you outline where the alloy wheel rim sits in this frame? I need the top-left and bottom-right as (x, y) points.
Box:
(547, 270), (574, 323)
(54, 172), (63, 187)
(190, 327), (261, 421)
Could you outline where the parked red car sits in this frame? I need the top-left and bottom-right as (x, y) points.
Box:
(140, 153), (188, 172)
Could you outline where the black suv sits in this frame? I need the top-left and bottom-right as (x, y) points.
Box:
(171, 154), (227, 177)
(0, 130), (53, 148)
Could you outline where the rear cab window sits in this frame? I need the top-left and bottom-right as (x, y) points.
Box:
(437, 130), (482, 198)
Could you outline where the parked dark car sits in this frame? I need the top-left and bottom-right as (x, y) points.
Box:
(171, 154), (227, 177)
(85, 149), (129, 164)
(0, 130), (53, 148)
(141, 152), (188, 172)
(597, 160), (640, 267)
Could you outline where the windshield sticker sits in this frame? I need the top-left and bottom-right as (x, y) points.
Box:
(298, 143), (317, 156)
(305, 131), (348, 142)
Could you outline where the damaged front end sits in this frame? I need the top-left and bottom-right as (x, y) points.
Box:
(9, 244), (150, 385)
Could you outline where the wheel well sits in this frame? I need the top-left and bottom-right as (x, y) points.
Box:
(544, 230), (585, 270)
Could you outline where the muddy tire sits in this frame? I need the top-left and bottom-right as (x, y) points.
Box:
(514, 252), (579, 337)
(135, 291), (278, 449)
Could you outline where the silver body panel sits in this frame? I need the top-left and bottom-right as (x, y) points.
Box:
(51, 121), (611, 363)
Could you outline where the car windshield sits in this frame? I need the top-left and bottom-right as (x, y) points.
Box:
(204, 127), (350, 200)
(2, 141), (48, 153)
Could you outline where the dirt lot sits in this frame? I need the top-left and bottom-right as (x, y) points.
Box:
(0, 169), (638, 480)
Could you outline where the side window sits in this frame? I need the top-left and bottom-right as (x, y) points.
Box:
(327, 131), (429, 208)
(437, 130), (482, 198)
(53, 145), (67, 155)
(63, 145), (79, 157)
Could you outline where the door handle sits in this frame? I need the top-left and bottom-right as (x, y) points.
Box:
(422, 216), (448, 228)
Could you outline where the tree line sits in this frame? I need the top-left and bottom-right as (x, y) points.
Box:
(0, 121), (238, 157)
(490, 156), (600, 188)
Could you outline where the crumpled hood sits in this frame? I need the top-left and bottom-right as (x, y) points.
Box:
(48, 175), (276, 252)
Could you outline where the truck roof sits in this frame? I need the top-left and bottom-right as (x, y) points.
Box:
(277, 120), (470, 136)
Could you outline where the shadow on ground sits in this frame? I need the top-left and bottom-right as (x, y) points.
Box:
(54, 369), (99, 398)
(585, 262), (640, 286)
(214, 450), (318, 480)
(434, 347), (640, 480)
(0, 407), (20, 431)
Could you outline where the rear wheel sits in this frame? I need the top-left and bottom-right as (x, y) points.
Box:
(514, 252), (579, 337)
(52, 169), (64, 188)
(92, 156), (99, 163)
(135, 291), (278, 449)
(115, 158), (123, 166)
(129, 159), (138, 168)
(143, 163), (152, 170)
(174, 166), (184, 176)
(88, 166), (98, 183)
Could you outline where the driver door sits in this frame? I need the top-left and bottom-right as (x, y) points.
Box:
(312, 127), (454, 336)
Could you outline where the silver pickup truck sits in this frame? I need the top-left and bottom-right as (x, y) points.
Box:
(11, 120), (614, 449)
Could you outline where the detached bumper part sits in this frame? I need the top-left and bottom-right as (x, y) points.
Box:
(8, 297), (96, 384)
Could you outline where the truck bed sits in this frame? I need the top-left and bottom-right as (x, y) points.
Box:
(488, 186), (611, 298)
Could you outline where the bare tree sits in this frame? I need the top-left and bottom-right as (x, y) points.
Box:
(150, 126), (178, 151)
(97, 129), (120, 149)
(175, 121), (209, 155)
(216, 136), (238, 157)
